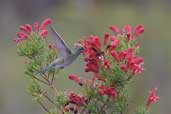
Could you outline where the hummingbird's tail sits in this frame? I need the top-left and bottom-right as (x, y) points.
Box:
(34, 68), (47, 75)
(34, 63), (58, 75)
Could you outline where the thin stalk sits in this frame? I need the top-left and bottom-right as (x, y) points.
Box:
(43, 94), (56, 106)
(32, 76), (49, 85)
(38, 100), (51, 114)
(42, 74), (51, 84)
(50, 72), (55, 85)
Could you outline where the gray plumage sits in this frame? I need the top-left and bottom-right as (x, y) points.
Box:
(35, 26), (84, 75)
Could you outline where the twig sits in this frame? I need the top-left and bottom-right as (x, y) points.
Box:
(100, 99), (109, 114)
(43, 94), (56, 106)
(42, 74), (50, 84)
(32, 76), (49, 85)
(50, 72), (55, 85)
(79, 96), (92, 114)
(79, 106), (87, 114)
(38, 100), (51, 114)
(126, 74), (133, 81)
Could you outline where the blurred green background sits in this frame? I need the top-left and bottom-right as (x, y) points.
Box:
(0, 0), (170, 114)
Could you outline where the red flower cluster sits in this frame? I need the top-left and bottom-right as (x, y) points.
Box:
(98, 85), (117, 97)
(82, 24), (144, 75)
(13, 18), (52, 44)
(82, 35), (102, 73)
(110, 24), (144, 41)
(119, 48), (144, 74)
(80, 24), (144, 99)
(146, 88), (159, 107)
(68, 92), (85, 106)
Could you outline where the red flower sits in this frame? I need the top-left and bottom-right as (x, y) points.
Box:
(146, 88), (159, 107)
(89, 35), (101, 49)
(110, 50), (120, 62)
(24, 24), (32, 33)
(68, 74), (82, 85)
(68, 92), (85, 106)
(82, 35), (103, 73)
(34, 22), (39, 31)
(122, 25), (132, 41)
(39, 18), (52, 31)
(119, 50), (127, 60)
(122, 25), (132, 33)
(98, 85), (117, 97)
(40, 29), (48, 39)
(85, 62), (99, 73)
(102, 59), (110, 69)
(120, 64), (128, 72)
(48, 43), (56, 50)
(126, 54), (144, 74)
(110, 35), (116, 41)
(14, 18), (52, 44)
(17, 32), (28, 39)
(109, 25), (119, 34)
(127, 48), (134, 55)
(103, 32), (110, 45)
(108, 36), (119, 51)
(19, 25), (30, 34)
(134, 24), (144, 37)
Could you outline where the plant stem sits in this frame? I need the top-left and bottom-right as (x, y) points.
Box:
(42, 74), (51, 84)
(50, 72), (55, 85)
(100, 98), (109, 114)
(43, 94), (56, 106)
(32, 76), (49, 85)
(38, 100), (51, 114)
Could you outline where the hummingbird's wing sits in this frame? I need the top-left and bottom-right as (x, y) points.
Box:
(49, 26), (72, 58)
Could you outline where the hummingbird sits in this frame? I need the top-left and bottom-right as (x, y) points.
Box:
(35, 26), (84, 75)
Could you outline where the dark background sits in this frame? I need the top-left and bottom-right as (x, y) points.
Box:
(0, 0), (170, 114)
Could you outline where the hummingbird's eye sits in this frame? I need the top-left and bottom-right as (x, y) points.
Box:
(80, 47), (84, 51)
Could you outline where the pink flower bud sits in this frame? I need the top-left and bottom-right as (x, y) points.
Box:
(109, 25), (119, 34)
(34, 22), (39, 31)
(19, 26), (28, 33)
(134, 24), (144, 37)
(122, 25), (132, 33)
(39, 18), (52, 31)
(17, 32), (28, 39)
(127, 48), (134, 54)
(40, 29), (48, 39)
(68, 92), (84, 106)
(135, 57), (143, 64)
(108, 38), (119, 51)
(68, 74), (82, 85)
(110, 35), (116, 41)
(103, 32), (109, 45)
(120, 64), (128, 72)
(111, 50), (120, 62)
(24, 24), (32, 33)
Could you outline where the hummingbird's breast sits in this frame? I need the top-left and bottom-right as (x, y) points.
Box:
(63, 54), (76, 66)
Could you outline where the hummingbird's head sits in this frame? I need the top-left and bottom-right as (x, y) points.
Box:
(74, 41), (84, 53)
